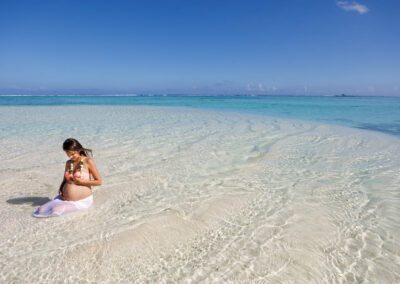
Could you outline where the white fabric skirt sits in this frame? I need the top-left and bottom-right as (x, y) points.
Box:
(32, 194), (93, 218)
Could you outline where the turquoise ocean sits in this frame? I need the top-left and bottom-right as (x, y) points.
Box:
(1, 95), (400, 137)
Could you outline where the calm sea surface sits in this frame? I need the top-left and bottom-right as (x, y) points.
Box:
(1, 95), (399, 137)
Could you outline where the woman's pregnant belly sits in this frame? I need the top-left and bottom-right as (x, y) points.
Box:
(62, 182), (92, 201)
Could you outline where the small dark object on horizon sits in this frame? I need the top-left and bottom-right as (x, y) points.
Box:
(335, 93), (355, 97)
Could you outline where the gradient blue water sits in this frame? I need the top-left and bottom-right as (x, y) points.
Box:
(1, 95), (399, 137)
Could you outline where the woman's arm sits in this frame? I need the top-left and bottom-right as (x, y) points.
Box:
(59, 179), (67, 197)
(78, 158), (102, 187)
(59, 161), (69, 196)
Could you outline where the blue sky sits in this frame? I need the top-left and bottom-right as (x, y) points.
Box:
(0, 0), (399, 96)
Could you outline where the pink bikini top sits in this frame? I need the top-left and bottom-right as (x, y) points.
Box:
(65, 158), (91, 181)
(65, 170), (90, 181)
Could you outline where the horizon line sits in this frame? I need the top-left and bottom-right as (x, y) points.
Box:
(1, 93), (399, 98)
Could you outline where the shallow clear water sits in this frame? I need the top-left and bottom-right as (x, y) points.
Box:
(0, 105), (399, 283)
(1, 95), (400, 137)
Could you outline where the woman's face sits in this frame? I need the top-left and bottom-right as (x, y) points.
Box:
(65, 150), (80, 161)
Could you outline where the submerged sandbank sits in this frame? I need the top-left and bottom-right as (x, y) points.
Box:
(0, 106), (399, 283)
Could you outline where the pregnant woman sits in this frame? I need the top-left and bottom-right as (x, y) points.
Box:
(32, 138), (102, 217)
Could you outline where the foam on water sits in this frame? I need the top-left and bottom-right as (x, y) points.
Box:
(0, 106), (399, 283)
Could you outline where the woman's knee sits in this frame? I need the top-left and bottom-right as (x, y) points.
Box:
(52, 205), (67, 215)
(53, 204), (77, 216)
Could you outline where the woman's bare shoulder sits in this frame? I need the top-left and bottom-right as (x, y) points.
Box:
(85, 157), (96, 164)
(85, 157), (98, 171)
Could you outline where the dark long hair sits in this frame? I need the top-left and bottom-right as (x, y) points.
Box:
(62, 138), (93, 158)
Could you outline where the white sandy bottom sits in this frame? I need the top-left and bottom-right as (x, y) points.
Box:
(0, 106), (399, 283)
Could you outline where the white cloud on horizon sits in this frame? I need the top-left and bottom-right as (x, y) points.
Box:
(247, 82), (278, 92)
(336, 1), (369, 14)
